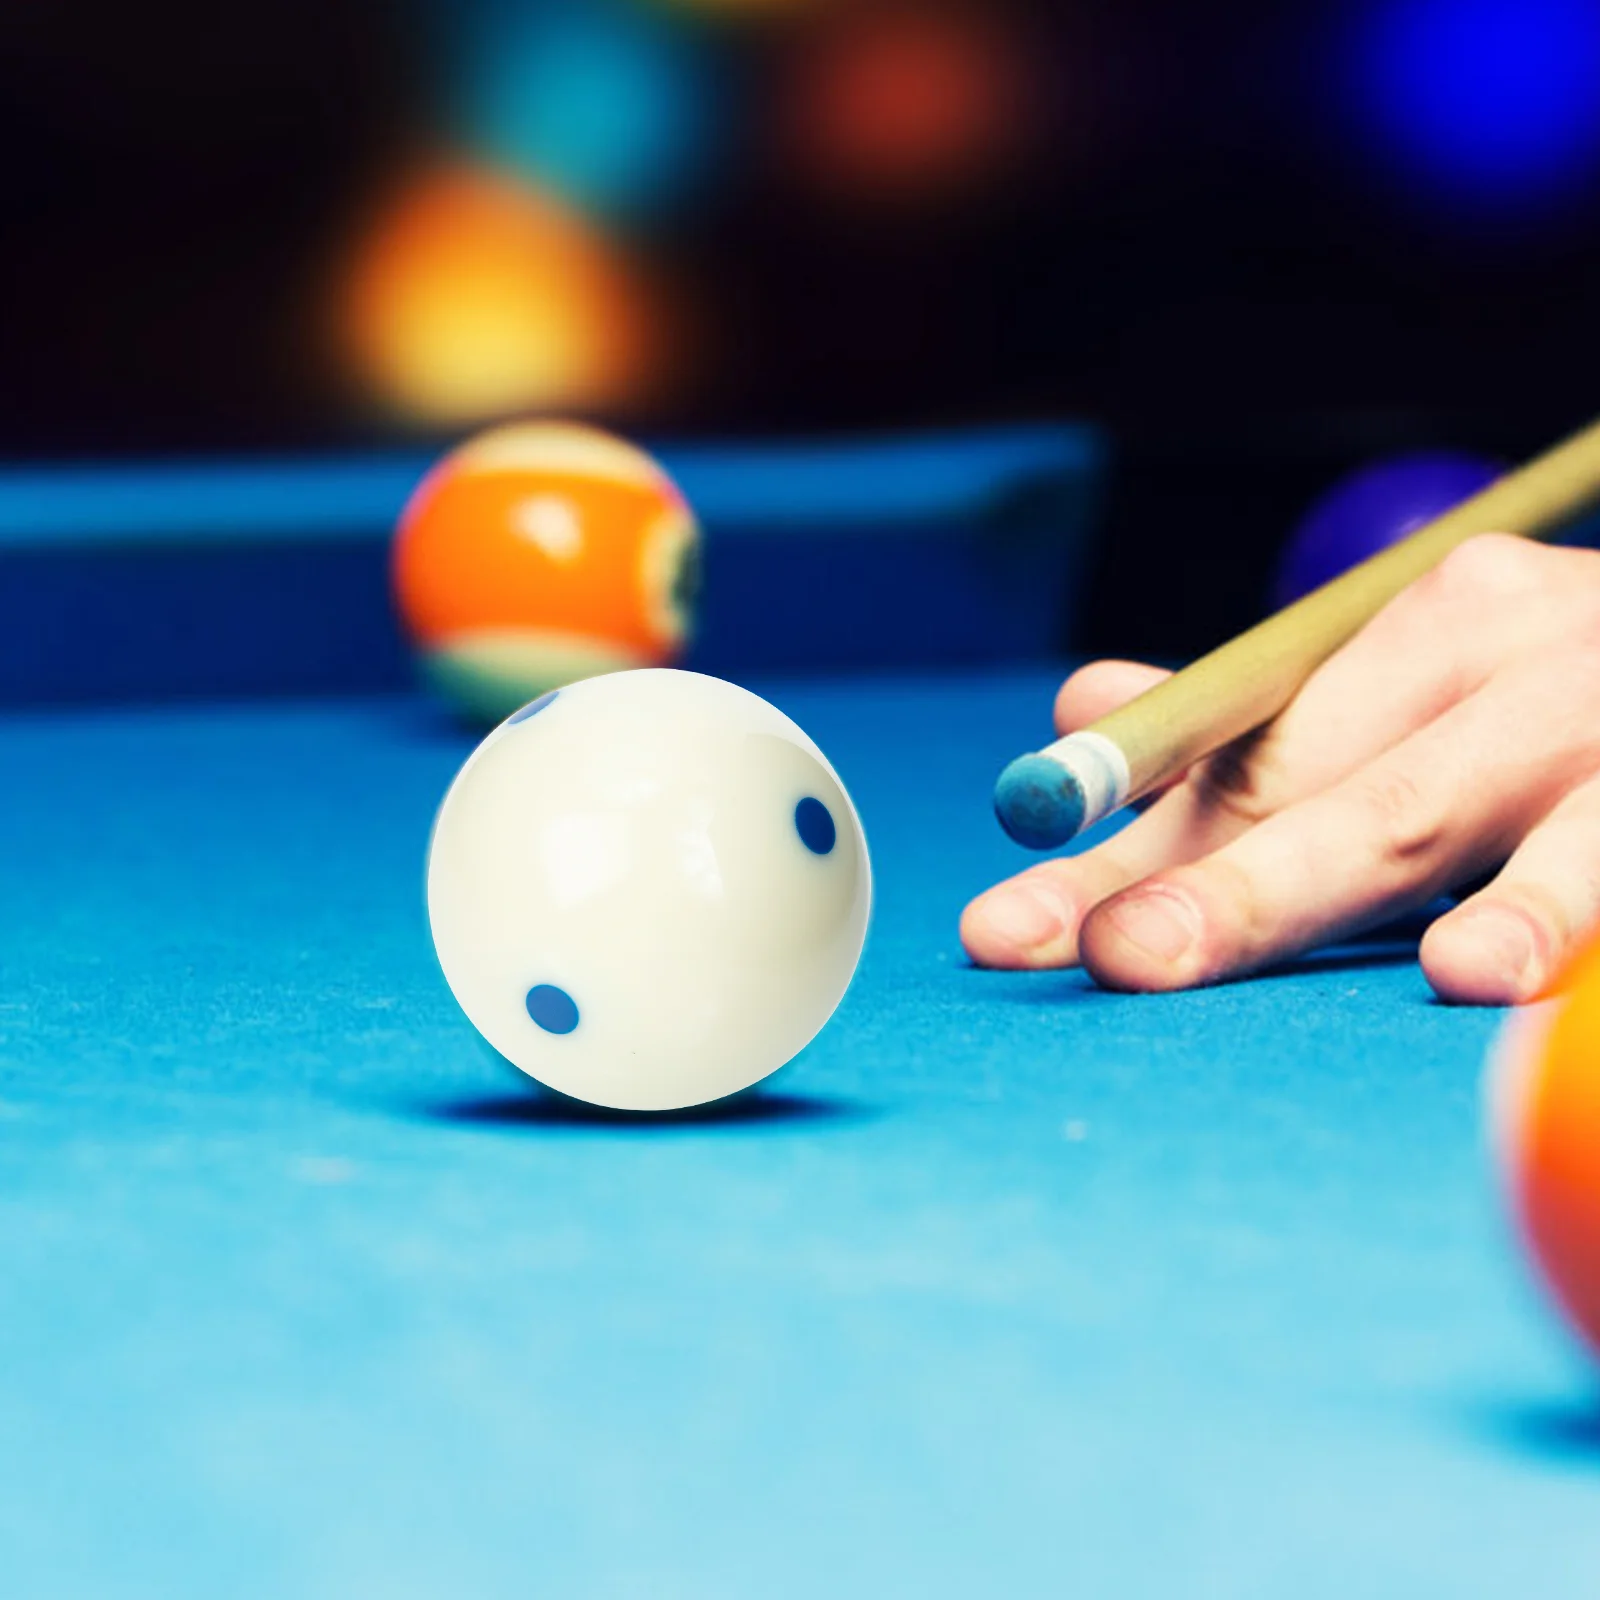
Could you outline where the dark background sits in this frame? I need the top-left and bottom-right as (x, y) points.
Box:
(5, 0), (1600, 656)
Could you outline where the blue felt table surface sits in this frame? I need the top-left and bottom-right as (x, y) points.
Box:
(1, 671), (1597, 1598)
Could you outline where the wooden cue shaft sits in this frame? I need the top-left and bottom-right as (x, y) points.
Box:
(1093, 414), (1600, 802)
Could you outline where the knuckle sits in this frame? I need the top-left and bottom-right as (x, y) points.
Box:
(1560, 583), (1600, 662)
(1417, 533), (1543, 610)
(1186, 727), (1287, 828)
(1353, 768), (1446, 864)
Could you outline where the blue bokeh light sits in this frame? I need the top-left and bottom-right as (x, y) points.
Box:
(1343, 0), (1600, 213)
(457, 2), (719, 223)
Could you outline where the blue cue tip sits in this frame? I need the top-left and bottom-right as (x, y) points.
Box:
(993, 754), (1085, 850)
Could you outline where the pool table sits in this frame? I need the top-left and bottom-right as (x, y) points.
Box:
(1, 432), (1597, 1598)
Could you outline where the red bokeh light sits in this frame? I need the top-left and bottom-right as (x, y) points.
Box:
(779, 5), (1036, 202)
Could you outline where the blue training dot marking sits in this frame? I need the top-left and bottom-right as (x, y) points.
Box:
(507, 690), (560, 725)
(794, 796), (837, 855)
(525, 983), (580, 1035)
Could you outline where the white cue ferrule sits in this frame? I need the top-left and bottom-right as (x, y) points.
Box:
(1042, 731), (1131, 831)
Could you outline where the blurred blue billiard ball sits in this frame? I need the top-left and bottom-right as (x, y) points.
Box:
(1272, 451), (1501, 609)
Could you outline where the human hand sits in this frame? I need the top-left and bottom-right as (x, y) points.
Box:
(962, 534), (1600, 1003)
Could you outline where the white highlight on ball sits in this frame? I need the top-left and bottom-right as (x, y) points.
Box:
(539, 812), (630, 906)
(514, 494), (585, 562)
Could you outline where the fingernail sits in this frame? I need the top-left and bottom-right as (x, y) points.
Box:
(1461, 907), (1538, 992)
(1105, 887), (1201, 964)
(982, 881), (1069, 952)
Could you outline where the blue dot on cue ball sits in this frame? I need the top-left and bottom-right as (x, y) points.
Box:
(507, 690), (560, 725)
(525, 983), (580, 1034)
(794, 796), (837, 856)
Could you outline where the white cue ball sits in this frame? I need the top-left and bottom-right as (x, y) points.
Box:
(426, 669), (872, 1111)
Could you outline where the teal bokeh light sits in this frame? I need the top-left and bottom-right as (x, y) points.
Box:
(457, 2), (721, 223)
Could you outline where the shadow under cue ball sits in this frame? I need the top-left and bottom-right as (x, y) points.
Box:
(1489, 935), (1600, 1363)
(1271, 450), (1501, 609)
(393, 421), (702, 723)
(426, 668), (873, 1113)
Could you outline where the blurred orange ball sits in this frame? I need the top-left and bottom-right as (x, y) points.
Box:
(337, 166), (658, 426)
(1490, 934), (1600, 1359)
(394, 422), (701, 721)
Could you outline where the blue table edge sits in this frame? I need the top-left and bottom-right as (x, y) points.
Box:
(0, 423), (1105, 549)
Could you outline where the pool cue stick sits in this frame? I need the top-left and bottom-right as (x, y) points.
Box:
(993, 414), (1600, 849)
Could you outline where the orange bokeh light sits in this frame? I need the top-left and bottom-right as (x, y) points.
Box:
(336, 164), (660, 425)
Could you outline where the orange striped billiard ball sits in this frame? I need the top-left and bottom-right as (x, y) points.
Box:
(393, 422), (701, 722)
(1490, 936), (1600, 1360)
